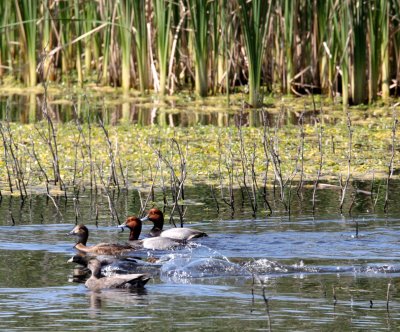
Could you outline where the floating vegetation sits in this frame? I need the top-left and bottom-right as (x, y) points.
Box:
(0, 90), (398, 218)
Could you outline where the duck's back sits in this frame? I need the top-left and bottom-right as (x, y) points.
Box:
(161, 228), (207, 241)
(78, 242), (134, 255)
(141, 237), (183, 250)
(85, 273), (150, 290)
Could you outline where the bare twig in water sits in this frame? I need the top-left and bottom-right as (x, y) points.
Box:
(237, 110), (257, 216)
(150, 139), (187, 226)
(260, 111), (273, 215)
(384, 111), (398, 213)
(333, 286), (337, 305)
(386, 281), (392, 311)
(73, 104), (96, 189)
(0, 102), (28, 198)
(296, 111), (305, 196)
(96, 161), (120, 224)
(29, 137), (50, 194)
(218, 131), (235, 212)
(339, 111), (352, 213)
(98, 118), (119, 189)
(37, 83), (63, 190)
(312, 115), (323, 213)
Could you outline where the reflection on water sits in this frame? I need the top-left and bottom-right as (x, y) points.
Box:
(0, 184), (400, 330)
(0, 92), (333, 127)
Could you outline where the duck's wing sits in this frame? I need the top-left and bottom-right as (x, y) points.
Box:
(103, 274), (151, 289)
(161, 228), (207, 240)
(141, 237), (184, 250)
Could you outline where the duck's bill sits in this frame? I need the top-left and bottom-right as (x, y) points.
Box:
(117, 224), (126, 232)
(140, 215), (149, 222)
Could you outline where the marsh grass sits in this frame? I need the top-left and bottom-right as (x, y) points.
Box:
(1, 1), (400, 105)
(0, 90), (398, 218)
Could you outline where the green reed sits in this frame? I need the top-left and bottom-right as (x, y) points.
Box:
(282, 0), (295, 94)
(117, 0), (133, 91)
(238, 0), (272, 106)
(351, 0), (366, 104)
(15, 0), (38, 86)
(74, 0), (83, 86)
(99, 0), (113, 85)
(0, 1), (12, 79)
(153, 0), (172, 95)
(380, 0), (389, 100)
(186, 0), (211, 97)
(0, 0), (400, 105)
(133, 0), (150, 93)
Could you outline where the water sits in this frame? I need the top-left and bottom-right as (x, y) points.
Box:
(0, 185), (399, 331)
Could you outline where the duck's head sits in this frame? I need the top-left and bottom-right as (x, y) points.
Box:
(68, 224), (89, 246)
(118, 216), (142, 241)
(141, 208), (164, 236)
(87, 258), (102, 277)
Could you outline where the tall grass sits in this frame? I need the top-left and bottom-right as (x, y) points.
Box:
(15, 0), (38, 86)
(133, 0), (150, 93)
(0, 0), (399, 104)
(380, 0), (390, 100)
(117, 0), (133, 91)
(238, 0), (272, 106)
(186, 0), (210, 97)
(0, 1), (12, 80)
(351, 0), (366, 104)
(153, 0), (172, 95)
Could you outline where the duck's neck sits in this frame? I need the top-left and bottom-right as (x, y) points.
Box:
(74, 243), (90, 252)
(76, 231), (88, 246)
(90, 265), (101, 278)
(149, 227), (162, 237)
(129, 224), (142, 241)
(151, 217), (164, 235)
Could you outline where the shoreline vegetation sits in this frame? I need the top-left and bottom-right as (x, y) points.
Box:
(0, 90), (398, 217)
(0, 0), (399, 107)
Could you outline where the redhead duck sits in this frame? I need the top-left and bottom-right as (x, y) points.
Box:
(141, 208), (207, 240)
(68, 224), (135, 255)
(118, 216), (185, 250)
(85, 258), (150, 290)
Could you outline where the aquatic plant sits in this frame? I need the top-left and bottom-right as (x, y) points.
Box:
(237, 0), (272, 106)
(153, 0), (172, 95)
(15, 0), (38, 86)
(186, 0), (211, 97)
(0, 1), (399, 104)
(117, 0), (133, 91)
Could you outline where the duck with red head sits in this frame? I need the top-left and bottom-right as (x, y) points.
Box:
(141, 208), (207, 240)
(68, 224), (135, 255)
(118, 216), (184, 250)
(85, 258), (150, 291)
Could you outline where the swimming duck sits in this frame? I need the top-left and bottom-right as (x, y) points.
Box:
(118, 216), (185, 250)
(68, 224), (135, 255)
(68, 253), (161, 276)
(141, 208), (207, 240)
(85, 258), (150, 291)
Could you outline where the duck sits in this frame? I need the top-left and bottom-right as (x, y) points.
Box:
(118, 216), (185, 250)
(84, 258), (150, 291)
(141, 208), (207, 240)
(67, 254), (139, 269)
(67, 253), (161, 276)
(68, 224), (135, 255)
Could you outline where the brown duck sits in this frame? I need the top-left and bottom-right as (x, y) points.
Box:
(85, 258), (150, 291)
(141, 208), (208, 240)
(68, 224), (135, 255)
(118, 216), (185, 250)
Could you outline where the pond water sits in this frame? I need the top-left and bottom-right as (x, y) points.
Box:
(0, 183), (399, 331)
